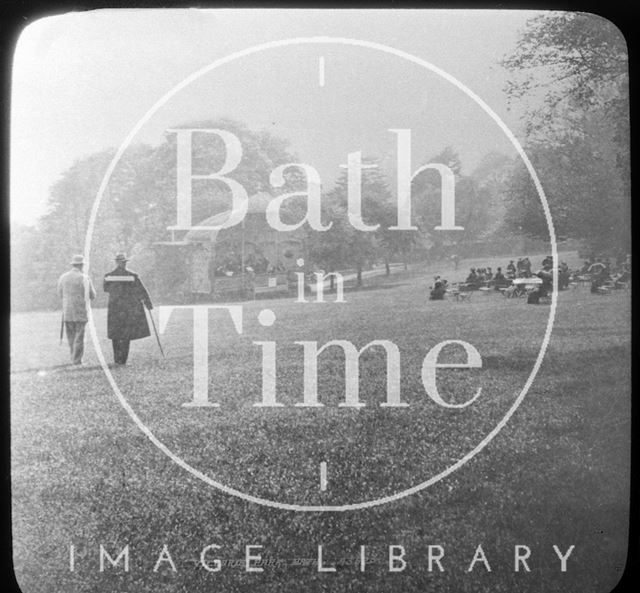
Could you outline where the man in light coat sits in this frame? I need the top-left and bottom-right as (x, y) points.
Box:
(57, 255), (96, 364)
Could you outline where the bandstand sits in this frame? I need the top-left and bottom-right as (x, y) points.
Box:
(153, 192), (306, 302)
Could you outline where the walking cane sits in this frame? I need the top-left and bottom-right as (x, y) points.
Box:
(146, 306), (165, 358)
(59, 315), (64, 346)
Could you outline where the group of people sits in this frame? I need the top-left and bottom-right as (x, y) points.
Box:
(461, 256), (573, 292)
(429, 276), (449, 300)
(463, 266), (512, 290)
(451, 252), (631, 303)
(58, 250), (632, 366)
(583, 254), (632, 293)
(57, 253), (153, 366)
(212, 252), (286, 277)
(429, 258), (538, 300)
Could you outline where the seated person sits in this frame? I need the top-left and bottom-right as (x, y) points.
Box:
(485, 267), (494, 282)
(558, 262), (571, 290)
(539, 266), (553, 295)
(464, 268), (480, 289)
(430, 278), (447, 300)
(591, 267), (612, 293)
(506, 260), (516, 279)
(613, 270), (630, 287)
(579, 260), (592, 274)
(527, 264), (553, 304)
(492, 267), (509, 289)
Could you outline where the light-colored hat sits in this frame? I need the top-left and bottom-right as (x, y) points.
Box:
(114, 253), (129, 262)
(70, 255), (84, 265)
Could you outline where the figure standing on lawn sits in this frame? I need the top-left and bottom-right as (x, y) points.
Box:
(57, 254), (96, 365)
(104, 253), (153, 365)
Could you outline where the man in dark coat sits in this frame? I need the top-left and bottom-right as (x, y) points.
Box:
(104, 253), (153, 365)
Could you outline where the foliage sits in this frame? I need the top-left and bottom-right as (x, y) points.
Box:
(502, 13), (627, 117)
(14, 117), (520, 310)
(307, 160), (421, 285)
(501, 12), (629, 254)
(12, 120), (302, 311)
(504, 131), (628, 252)
(410, 147), (504, 258)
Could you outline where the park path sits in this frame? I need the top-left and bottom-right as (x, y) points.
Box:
(310, 262), (406, 290)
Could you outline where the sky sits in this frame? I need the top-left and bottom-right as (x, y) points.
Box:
(10, 9), (542, 226)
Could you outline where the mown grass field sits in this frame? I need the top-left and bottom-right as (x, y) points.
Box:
(11, 254), (630, 593)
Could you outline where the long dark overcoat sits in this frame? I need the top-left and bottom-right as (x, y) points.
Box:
(104, 267), (152, 340)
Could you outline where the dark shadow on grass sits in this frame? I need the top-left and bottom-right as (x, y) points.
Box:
(12, 363), (106, 375)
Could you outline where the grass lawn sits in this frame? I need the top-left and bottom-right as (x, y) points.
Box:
(11, 254), (630, 592)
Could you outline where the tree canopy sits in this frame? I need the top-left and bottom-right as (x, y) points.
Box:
(14, 119), (519, 311)
(12, 120), (303, 310)
(501, 12), (629, 254)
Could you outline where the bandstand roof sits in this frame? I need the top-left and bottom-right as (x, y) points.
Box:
(184, 191), (297, 244)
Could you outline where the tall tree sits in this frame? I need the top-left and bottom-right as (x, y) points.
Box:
(129, 118), (305, 247)
(309, 161), (411, 287)
(410, 147), (482, 257)
(501, 12), (629, 253)
(13, 119), (305, 310)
